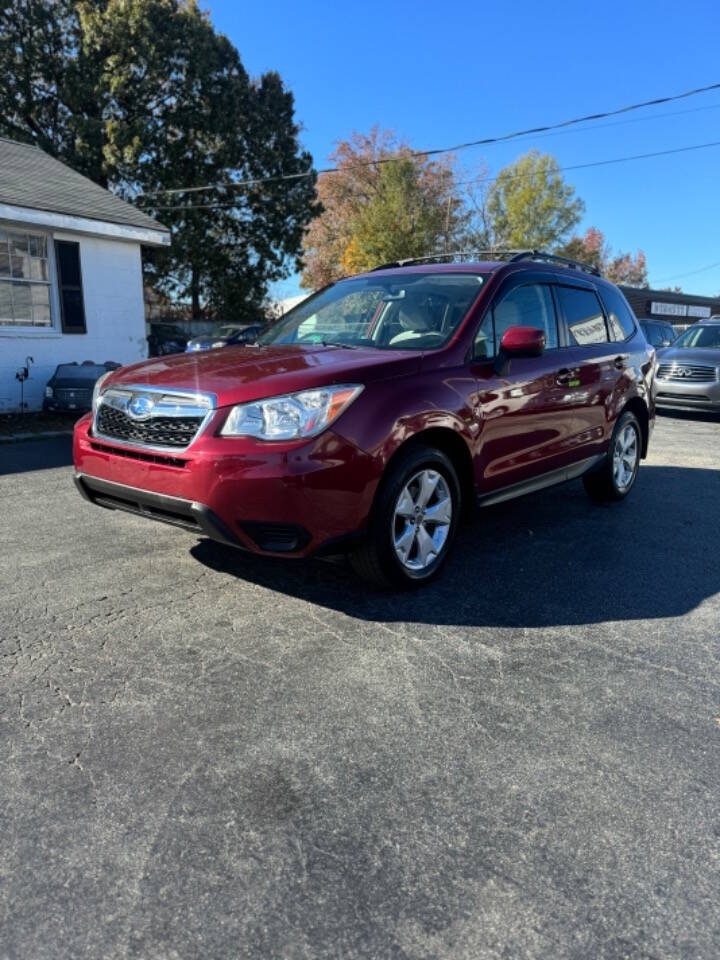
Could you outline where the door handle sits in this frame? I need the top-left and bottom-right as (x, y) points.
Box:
(614, 354), (629, 369)
(556, 368), (572, 386)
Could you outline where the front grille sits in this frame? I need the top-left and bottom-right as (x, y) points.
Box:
(90, 441), (188, 468)
(96, 405), (204, 448)
(656, 392), (710, 402)
(656, 363), (717, 382)
(56, 387), (93, 404)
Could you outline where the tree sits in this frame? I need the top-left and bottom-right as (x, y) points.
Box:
(301, 129), (467, 289)
(484, 150), (584, 250)
(605, 249), (648, 287)
(0, 0), (319, 320)
(558, 227), (648, 286)
(339, 157), (459, 275)
(0, 0), (109, 182)
(558, 226), (608, 272)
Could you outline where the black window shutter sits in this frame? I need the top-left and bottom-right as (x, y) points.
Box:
(55, 240), (86, 334)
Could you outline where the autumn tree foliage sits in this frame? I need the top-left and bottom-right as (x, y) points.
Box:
(483, 151), (584, 251)
(559, 227), (648, 286)
(300, 129), (467, 289)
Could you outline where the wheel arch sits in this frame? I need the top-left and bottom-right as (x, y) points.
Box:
(379, 426), (475, 521)
(620, 396), (650, 458)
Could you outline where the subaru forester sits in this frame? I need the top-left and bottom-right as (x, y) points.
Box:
(73, 251), (655, 587)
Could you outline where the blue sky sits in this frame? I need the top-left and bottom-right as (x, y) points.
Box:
(207, 0), (720, 299)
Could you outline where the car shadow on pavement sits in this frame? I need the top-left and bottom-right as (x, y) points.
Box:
(0, 436), (73, 476)
(191, 464), (720, 629)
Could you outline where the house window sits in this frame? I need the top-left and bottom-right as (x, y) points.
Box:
(0, 227), (52, 327)
(55, 240), (86, 334)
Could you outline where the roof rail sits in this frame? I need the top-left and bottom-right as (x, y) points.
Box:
(369, 248), (601, 276)
(508, 249), (602, 276)
(370, 251), (487, 271)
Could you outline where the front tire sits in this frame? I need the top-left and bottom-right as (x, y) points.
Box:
(350, 444), (461, 588)
(583, 410), (642, 503)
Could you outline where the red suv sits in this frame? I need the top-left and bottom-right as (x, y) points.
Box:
(73, 252), (655, 587)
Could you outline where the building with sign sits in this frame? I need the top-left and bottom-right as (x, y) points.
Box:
(620, 285), (720, 327)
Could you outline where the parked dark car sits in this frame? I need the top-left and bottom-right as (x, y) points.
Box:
(185, 323), (264, 352)
(653, 316), (720, 413)
(44, 361), (120, 412)
(74, 251), (655, 588)
(640, 320), (677, 348)
(147, 323), (189, 357)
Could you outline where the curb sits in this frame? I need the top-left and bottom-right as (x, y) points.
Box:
(0, 430), (74, 444)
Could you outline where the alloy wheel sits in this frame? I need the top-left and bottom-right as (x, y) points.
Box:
(392, 469), (453, 572)
(612, 422), (639, 493)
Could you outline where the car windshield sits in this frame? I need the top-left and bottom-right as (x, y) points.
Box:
(56, 364), (108, 380)
(213, 325), (245, 338)
(672, 325), (720, 349)
(256, 272), (487, 351)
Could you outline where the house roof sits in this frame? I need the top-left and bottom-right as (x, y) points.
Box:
(0, 137), (168, 239)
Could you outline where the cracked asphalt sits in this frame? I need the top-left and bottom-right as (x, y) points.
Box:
(1, 412), (719, 960)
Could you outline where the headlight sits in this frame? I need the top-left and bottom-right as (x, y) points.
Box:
(211, 340), (226, 349)
(221, 384), (363, 440)
(92, 371), (113, 412)
(45, 386), (54, 398)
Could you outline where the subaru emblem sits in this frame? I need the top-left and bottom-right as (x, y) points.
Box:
(127, 394), (155, 420)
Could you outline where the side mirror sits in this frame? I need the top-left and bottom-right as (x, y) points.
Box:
(495, 326), (545, 375)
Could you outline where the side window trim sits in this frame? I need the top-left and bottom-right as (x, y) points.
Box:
(549, 283), (569, 348)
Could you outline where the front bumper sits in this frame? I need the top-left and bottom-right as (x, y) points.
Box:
(73, 413), (379, 557)
(74, 472), (247, 546)
(653, 378), (720, 413)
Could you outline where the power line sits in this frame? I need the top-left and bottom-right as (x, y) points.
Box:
(457, 138), (720, 187)
(149, 138), (720, 211)
(653, 259), (720, 283)
(462, 100), (720, 150)
(136, 80), (720, 198)
(149, 99), (720, 210)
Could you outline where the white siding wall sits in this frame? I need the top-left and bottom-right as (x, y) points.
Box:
(0, 231), (147, 412)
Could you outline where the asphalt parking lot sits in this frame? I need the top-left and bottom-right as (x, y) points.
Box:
(1, 413), (719, 960)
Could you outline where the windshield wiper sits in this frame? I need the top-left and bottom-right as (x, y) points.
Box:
(319, 339), (363, 350)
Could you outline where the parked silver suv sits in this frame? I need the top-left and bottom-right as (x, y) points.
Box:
(653, 316), (720, 413)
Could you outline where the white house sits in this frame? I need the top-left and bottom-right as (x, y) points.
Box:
(0, 137), (170, 411)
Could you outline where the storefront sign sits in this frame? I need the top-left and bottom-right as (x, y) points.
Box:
(650, 301), (712, 319)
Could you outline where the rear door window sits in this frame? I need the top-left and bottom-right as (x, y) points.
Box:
(558, 286), (609, 345)
(601, 286), (637, 341)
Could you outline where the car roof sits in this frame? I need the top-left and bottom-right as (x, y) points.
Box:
(355, 260), (605, 282)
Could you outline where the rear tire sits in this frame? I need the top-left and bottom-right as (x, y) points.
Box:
(583, 410), (642, 503)
(350, 444), (461, 589)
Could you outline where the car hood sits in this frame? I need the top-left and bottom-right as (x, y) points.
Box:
(657, 346), (720, 366)
(105, 344), (423, 407)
